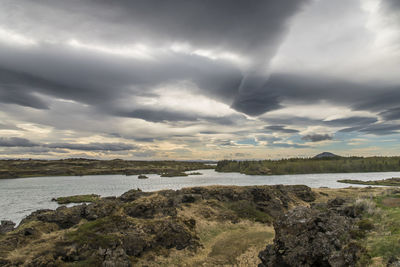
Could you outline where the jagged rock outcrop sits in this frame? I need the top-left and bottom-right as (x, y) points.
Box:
(0, 185), (316, 266)
(259, 198), (365, 267)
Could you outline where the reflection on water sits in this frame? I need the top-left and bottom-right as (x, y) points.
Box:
(1, 169), (399, 224)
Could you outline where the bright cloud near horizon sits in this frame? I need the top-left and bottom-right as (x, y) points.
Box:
(0, 0), (400, 160)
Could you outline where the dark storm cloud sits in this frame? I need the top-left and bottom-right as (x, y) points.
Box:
(233, 73), (400, 115)
(262, 116), (319, 126)
(1, 0), (309, 57)
(0, 147), (69, 155)
(381, 0), (400, 19)
(233, 72), (400, 116)
(1, 0), (400, 159)
(0, 137), (39, 147)
(0, 44), (242, 112)
(0, 137), (137, 151)
(265, 125), (299, 133)
(382, 0), (400, 9)
(205, 114), (248, 126)
(199, 131), (219, 135)
(379, 107), (400, 121)
(324, 116), (378, 126)
(0, 123), (21, 130)
(216, 140), (237, 147)
(263, 116), (379, 128)
(116, 109), (197, 123)
(231, 88), (282, 116)
(0, 89), (49, 110)
(46, 142), (137, 151)
(0, 0), (311, 122)
(132, 138), (156, 143)
(3, 0), (395, 124)
(302, 134), (332, 142)
(117, 108), (246, 125)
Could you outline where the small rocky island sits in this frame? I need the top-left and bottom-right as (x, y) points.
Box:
(51, 194), (100, 204)
(187, 172), (202, 175)
(160, 171), (188, 177)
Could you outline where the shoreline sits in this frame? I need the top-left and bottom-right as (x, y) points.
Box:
(1, 184), (396, 266)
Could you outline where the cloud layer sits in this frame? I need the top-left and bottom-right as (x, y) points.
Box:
(0, 0), (399, 159)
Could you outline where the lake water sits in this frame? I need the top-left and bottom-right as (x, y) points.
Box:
(1, 169), (400, 224)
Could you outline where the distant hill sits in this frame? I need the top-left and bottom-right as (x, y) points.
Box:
(313, 152), (340, 159)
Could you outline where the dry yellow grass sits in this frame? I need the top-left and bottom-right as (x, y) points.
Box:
(313, 187), (392, 203)
(132, 201), (275, 266)
(6, 229), (66, 265)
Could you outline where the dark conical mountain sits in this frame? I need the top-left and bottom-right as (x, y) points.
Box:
(313, 152), (340, 159)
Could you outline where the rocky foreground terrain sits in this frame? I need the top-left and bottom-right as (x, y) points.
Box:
(0, 185), (398, 266)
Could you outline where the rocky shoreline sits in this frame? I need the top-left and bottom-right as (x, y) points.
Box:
(0, 159), (212, 179)
(0, 185), (395, 266)
(0, 185), (315, 266)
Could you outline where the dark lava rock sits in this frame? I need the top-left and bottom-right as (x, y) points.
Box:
(23, 228), (35, 236)
(37, 205), (85, 229)
(84, 200), (119, 221)
(124, 197), (177, 219)
(286, 185), (316, 202)
(119, 189), (150, 202)
(181, 193), (202, 203)
(19, 209), (53, 225)
(328, 197), (347, 208)
(147, 219), (199, 250)
(0, 220), (15, 234)
(258, 206), (363, 267)
(122, 232), (149, 257)
(0, 259), (11, 266)
(99, 247), (131, 267)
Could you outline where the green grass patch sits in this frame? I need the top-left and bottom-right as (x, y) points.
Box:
(65, 216), (120, 248)
(224, 200), (272, 223)
(62, 257), (102, 267)
(53, 194), (100, 204)
(362, 194), (400, 263)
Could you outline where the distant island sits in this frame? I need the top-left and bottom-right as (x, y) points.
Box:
(52, 194), (100, 204)
(216, 153), (400, 175)
(338, 177), (400, 186)
(0, 159), (213, 179)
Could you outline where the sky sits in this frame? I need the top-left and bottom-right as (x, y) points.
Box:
(0, 0), (400, 160)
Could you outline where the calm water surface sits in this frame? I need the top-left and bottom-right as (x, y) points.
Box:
(1, 169), (400, 224)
